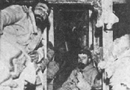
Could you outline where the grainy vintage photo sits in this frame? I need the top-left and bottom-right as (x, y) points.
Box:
(0, 0), (130, 90)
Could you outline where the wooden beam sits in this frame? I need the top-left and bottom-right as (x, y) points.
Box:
(102, 0), (113, 90)
(113, 0), (126, 4)
(0, 9), (2, 35)
(48, 9), (54, 90)
(0, 0), (126, 6)
(41, 28), (48, 90)
(48, 9), (54, 46)
(89, 10), (92, 48)
(45, 0), (93, 4)
(46, 0), (126, 4)
(80, 10), (89, 49)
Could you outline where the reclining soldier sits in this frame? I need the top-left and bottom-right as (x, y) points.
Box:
(0, 1), (50, 90)
(59, 49), (100, 90)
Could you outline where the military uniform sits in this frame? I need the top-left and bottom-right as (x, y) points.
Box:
(0, 3), (47, 90)
(59, 64), (98, 90)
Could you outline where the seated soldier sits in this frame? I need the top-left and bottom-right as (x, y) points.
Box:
(59, 49), (100, 90)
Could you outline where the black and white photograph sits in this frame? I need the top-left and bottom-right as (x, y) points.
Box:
(0, 0), (130, 90)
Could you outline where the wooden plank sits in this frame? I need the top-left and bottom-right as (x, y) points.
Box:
(89, 10), (92, 48)
(48, 9), (54, 46)
(48, 9), (54, 90)
(0, 9), (2, 35)
(0, 0), (127, 5)
(45, 0), (126, 4)
(102, 0), (113, 90)
(45, 0), (95, 4)
(102, 30), (113, 90)
(113, 0), (126, 4)
(41, 28), (48, 90)
(81, 10), (89, 48)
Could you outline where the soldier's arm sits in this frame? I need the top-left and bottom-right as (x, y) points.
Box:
(1, 5), (26, 30)
(90, 68), (98, 86)
(62, 69), (78, 87)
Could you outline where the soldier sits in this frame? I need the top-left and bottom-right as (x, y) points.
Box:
(59, 49), (99, 90)
(0, 1), (50, 90)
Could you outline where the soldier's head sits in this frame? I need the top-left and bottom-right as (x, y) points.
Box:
(33, 1), (50, 27)
(78, 49), (92, 65)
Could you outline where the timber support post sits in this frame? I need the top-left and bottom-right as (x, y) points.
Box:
(102, 0), (113, 90)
